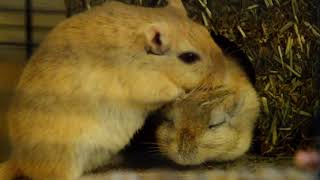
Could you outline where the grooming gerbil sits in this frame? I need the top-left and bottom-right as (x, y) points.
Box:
(155, 34), (260, 165)
(0, 0), (226, 179)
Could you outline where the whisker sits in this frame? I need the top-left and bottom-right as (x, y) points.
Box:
(201, 161), (211, 170)
(149, 143), (168, 148)
(138, 142), (160, 145)
(147, 150), (161, 154)
(137, 141), (170, 148)
(158, 145), (170, 149)
(147, 146), (163, 150)
(145, 147), (168, 156)
(145, 147), (161, 152)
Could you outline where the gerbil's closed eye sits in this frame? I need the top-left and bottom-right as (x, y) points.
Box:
(178, 52), (200, 64)
(209, 110), (228, 129)
(208, 120), (225, 129)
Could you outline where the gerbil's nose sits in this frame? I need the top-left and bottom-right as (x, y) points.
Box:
(177, 128), (197, 157)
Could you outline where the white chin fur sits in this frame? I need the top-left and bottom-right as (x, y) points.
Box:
(169, 153), (204, 165)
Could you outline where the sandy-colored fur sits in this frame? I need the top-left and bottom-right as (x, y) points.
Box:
(0, 1), (224, 180)
(156, 56), (260, 165)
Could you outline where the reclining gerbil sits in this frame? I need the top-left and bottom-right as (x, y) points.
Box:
(155, 34), (260, 165)
(0, 1), (225, 179)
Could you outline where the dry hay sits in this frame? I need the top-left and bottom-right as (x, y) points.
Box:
(64, 0), (320, 157)
(196, 0), (320, 157)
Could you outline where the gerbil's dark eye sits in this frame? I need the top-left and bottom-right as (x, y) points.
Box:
(178, 52), (200, 64)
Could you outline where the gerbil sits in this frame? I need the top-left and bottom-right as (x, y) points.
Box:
(155, 35), (260, 165)
(0, 0), (225, 179)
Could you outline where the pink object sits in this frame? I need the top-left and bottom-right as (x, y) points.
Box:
(294, 149), (320, 171)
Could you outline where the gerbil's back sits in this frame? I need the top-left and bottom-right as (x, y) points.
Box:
(37, 1), (194, 56)
(11, 2), (161, 92)
(21, 0), (210, 74)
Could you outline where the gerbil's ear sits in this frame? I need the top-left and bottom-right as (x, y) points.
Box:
(228, 94), (246, 117)
(143, 22), (171, 55)
(167, 0), (188, 17)
(209, 110), (229, 128)
(208, 96), (244, 128)
(220, 94), (246, 126)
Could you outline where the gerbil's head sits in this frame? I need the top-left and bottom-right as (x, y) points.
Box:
(156, 79), (260, 165)
(128, 0), (225, 91)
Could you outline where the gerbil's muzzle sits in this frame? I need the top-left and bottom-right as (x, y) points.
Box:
(177, 129), (197, 160)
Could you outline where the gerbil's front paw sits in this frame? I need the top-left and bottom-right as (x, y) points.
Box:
(158, 85), (185, 103)
(128, 72), (185, 104)
(141, 80), (184, 104)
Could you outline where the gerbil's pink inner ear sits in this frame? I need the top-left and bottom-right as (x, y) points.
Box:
(143, 23), (170, 55)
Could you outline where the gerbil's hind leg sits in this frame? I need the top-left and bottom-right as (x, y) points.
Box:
(20, 161), (81, 180)
(13, 144), (83, 180)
